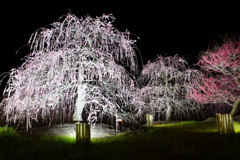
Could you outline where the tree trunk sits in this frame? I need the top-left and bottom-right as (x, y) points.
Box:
(165, 72), (172, 121)
(73, 68), (86, 122)
(216, 113), (234, 135)
(115, 112), (119, 132)
(76, 122), (91, 144)
(166, 102), (172, 121)
(229, 99), (240, 116)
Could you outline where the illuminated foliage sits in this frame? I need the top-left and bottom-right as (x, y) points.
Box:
(134, 55), (201, 121)
(187, 40), (240, 116)
(0, 13), (138, 130)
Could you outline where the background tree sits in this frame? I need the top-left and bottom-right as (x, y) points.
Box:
(133, 55), (201, 121)
(187, 39), (240, 116)
(0, 13), (139, 130)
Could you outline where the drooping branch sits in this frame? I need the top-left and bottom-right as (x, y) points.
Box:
(134, 55), (202, 121)
(0, 13), (139, 130)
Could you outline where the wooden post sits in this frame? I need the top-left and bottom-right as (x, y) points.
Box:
(76, 122), (90, 144)
(216, 113), (234, 135)
(146, 114), (153, 127)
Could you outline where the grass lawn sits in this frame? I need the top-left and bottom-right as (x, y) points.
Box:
(0, 121), (240, 160)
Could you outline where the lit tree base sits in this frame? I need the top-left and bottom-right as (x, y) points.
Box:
(216, 113), (234, 135)
(76, 122), (91, 144)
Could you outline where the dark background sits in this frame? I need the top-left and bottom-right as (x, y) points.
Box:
(1, 0), (240, 95)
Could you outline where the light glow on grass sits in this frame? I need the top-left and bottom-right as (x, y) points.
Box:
(1, 122), (240, 160)
(40, 136), (76, 144)
(20, 123), (116, 140)
(233, 121), (240, 133)
(153, 121), (199, 127)
(153, 121), (217, 133)
(0, 126), (15, 135)
(152, 121), (240, 134)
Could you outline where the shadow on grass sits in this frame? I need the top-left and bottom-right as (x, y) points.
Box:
(0, 121), (240, 160)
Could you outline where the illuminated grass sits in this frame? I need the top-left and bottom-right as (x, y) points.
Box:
(1, 121), (240, 160)
(234, 121), (240, 133)
(0, 126), (16, 135)
(153, 120), (240, 133)
(39, 136), (76, 144)
(153, 121), (199, 127)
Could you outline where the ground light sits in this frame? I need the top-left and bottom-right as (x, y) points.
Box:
(76, 122), (90, 144)
(146, 114), (153, 127)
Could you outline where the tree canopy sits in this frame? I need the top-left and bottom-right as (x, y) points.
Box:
(187, 39), (240, 116)
(0, 13), (138, 130)
(134, 55), (201, 121)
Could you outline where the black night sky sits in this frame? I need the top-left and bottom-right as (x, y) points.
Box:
(1, 0), (240, 94)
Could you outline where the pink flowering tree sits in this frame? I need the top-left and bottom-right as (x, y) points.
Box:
(133, 55), (201, 121)
(187, 40), (240, 116)
(0, 13), (138, 130)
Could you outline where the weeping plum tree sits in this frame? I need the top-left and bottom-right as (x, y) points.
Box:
(133, 55), (201, 121)
(187, 40), (240, 134)
(0, 13), (138, 130)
